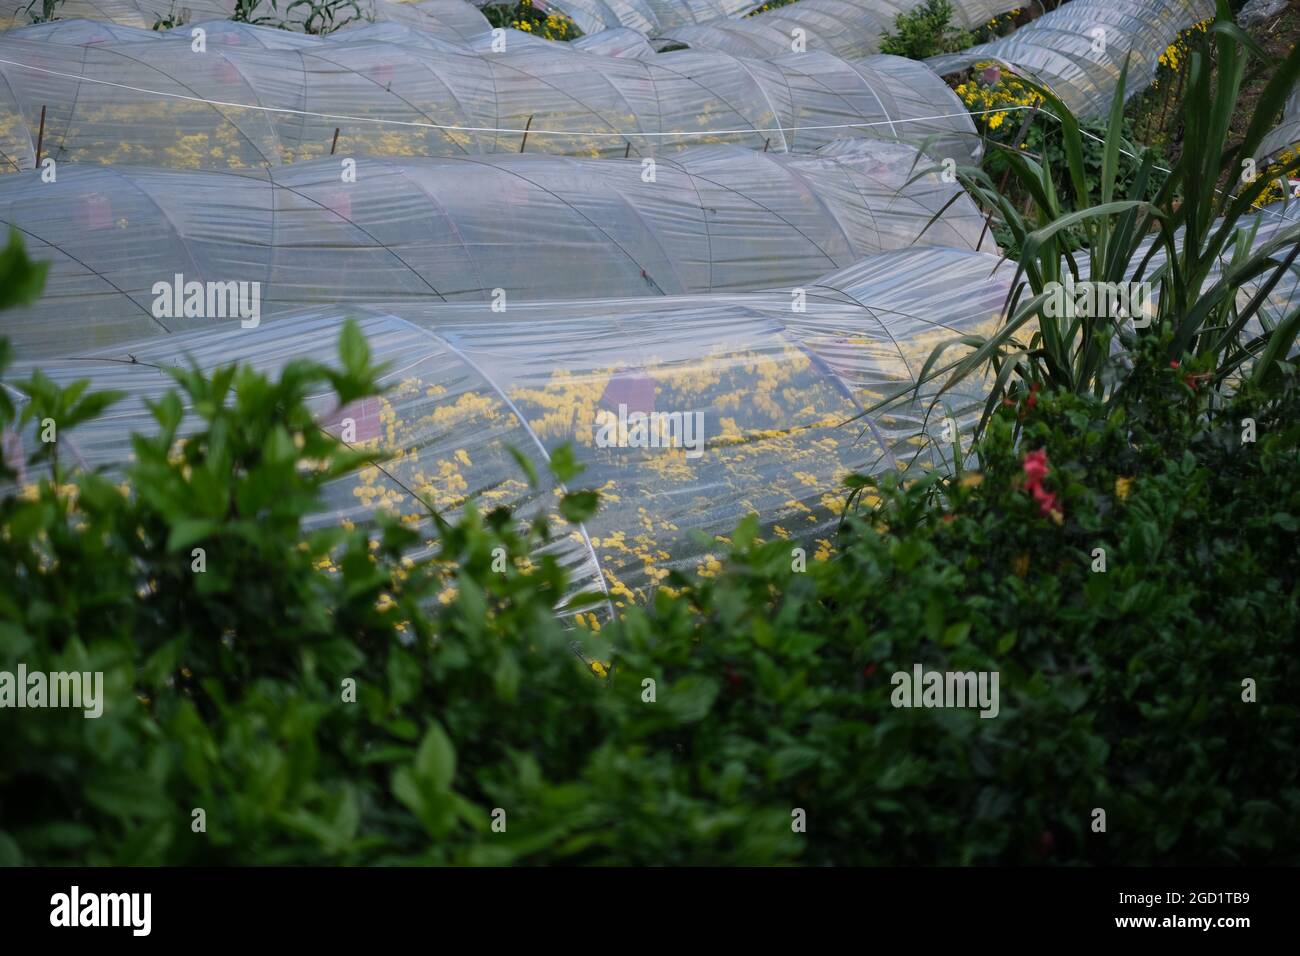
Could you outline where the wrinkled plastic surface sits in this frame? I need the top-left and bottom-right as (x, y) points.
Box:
(536, 0), (761, 37)
(654, 0), (1023, 60)
(928, 0), (1216, 117)
(0, 141), (995, 356)
(6, 245), (1009, 608)
(0, 27), (980, 173)
(0, 0), (494, 35)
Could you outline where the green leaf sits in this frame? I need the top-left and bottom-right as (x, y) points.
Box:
(414, 720), (457, 792)
(548, 444), (584, 483)
(339, 318), (370, 374)
(0, 228), (48, 311)
(559, 489), (599, 523)
(166, 519), (215, 553)
(505, 445), (539, 487)
(664, 675), (719, 724)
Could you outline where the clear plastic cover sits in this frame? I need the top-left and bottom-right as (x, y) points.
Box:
(927, 0), (1216, 117)
(1259, 83), (1299, 163)
(0, 141), (994, 356)
(6, 246), (1009, 608)
(0, 27), (982, 173)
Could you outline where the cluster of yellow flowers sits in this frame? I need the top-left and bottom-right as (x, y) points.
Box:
(953, 62), (1042, 133)
(509, 0), (580, 41)
(1254, 146), (1300, 207)
(1155, 18), (1211, 80)
(974, 9), (1022, 39)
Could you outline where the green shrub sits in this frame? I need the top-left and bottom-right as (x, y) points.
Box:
(2, 288), (1297, 864)
(606, 333), (1300, 864)
(880, 0), (973, 61)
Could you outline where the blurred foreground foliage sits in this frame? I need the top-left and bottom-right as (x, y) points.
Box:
(0, 235), (1297, 865)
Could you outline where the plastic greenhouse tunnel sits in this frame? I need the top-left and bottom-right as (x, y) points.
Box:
(1259, 81), (1299, 163)
(927, 0), (1217, 117)
(528, 0), (764, 38)
(651, 0), (1024, 60)
(0, 141), (994, 355)
(0, 26), (981, 171)
(0, 0), (500, 38)
(5, 245), (1010, 616)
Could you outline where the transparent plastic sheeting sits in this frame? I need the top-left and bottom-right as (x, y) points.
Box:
(532, 0), (760, 37)
(6, 246), (1009, 609)
(0, 0), (495, 40)
(3, 17), (655, 58)
(3, 17), (663, 69)
(927, 0), (1216, 118)
(0, 141), (995, 357)
(0, 32), (982, 172)
(571, 25), (658, 57)
(1259, 84), (1299, 163)
(654, 0), (1024, 61)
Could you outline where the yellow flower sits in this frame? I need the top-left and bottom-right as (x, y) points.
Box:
(1115, 476), (1134, 501)
(1011, 553), (1030, 578)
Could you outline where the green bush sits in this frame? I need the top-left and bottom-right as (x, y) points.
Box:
(609, 335), (1300, 864)
(2, 270), (1297, 864)
(880, 0), (973, 61)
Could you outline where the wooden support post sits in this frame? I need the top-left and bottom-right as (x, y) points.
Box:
(35, 105), (46, 167)
(330, 127), (340, 155)
(519, 115), (534, 153)
(977, 105), (1038, 251)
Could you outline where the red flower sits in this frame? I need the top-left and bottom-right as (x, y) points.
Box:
(1022, 448), (1050, 486)
(1031, 481), (1058, 517)
(1022, 448), (1063, 522)
(1025, 382), (1040, 410)
(1169, 360), (1181, 369)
